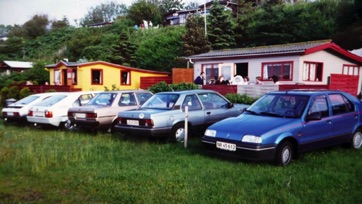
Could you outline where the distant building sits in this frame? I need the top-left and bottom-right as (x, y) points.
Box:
(0, 60), (33, 76)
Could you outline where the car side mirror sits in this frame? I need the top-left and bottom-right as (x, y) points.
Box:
(227, 102), (234, 109)
(306, 111), (322, 121)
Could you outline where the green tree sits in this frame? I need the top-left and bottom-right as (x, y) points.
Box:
(109, 32), (137, 66)
(0, 36), (25, 59)
(23, 61), (49, 85)
(134, 27), (186, 72)
(127, 0), (162, 26)
(207, 1), (236, 50)
(182, 14), (210, 56)
(23, 15), (49, 39)
(158, 0), (184, 14)
(333, 0), (362, 50)
(80, 1), (128, 26)
(51, 16), (70, 30)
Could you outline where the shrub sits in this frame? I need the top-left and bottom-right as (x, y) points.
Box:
(225, 93), (258, 105)
(148, 81), (199, 94)
(45, 89), (57, 92)
(0, 86), (10, 106)
(8, 86), (20, 100)
(19, 87), (33, 99)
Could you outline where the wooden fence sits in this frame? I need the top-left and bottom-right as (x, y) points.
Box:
(17, 85), (81, 93)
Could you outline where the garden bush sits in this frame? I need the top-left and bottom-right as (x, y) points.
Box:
(225, 93), (258, 105)
(19, 87), (33, 99)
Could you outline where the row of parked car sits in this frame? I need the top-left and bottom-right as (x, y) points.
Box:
(2, 89), (362, 166)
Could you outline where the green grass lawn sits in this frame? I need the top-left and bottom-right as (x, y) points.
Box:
(0, 122), (361, 203)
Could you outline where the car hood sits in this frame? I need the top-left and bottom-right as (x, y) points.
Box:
(207, 113), (300, 140)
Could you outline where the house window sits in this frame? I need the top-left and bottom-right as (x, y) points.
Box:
(303, 62), (323, 81)
(262, 61), (293, 81)
(342, 64), (359, 76)
(71, 69), (77, 85)
(121, 70), (130, 85)
(54, 69), (61, 85)
(203, 63), (219, 84)
(179, 14), (186, 24)
(91, 69), (103, 85)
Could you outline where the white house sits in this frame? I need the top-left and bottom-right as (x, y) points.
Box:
(186, 39), (362, 96)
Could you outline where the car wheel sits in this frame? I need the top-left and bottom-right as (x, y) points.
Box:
(274, 141), (293, 166)
(351, 130), (362, 149)
(109, 121), (118, 134)
(170, 123), (186, 143)
(64, 120), (77, 131)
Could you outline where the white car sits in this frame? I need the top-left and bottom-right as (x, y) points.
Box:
(27, 91), (98, 129)
(1, 92), (60, 123)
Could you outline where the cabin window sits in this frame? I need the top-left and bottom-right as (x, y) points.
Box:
(303, 62), (323, 81)
(262, 61), (293, 81)
(203, 63), (219, 84)
(121, 71), (130, 85)
(91, 69), (103, 85)
(71, 69), (77, 85)
(342, 64), (359, 76)
(54, 69), (61, 85)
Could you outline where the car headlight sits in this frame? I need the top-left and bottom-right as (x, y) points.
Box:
(242, 135), (262, 143)
(205, 129), (217, 137)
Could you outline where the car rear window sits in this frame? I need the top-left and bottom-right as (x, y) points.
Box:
(35, 95), (67, 107)
(142, 94), (179, 109)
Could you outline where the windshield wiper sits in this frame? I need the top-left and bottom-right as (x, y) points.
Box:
(260, 111), (282, 117)
(244, 109), (258, 115)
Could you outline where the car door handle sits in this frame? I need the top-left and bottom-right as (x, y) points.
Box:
(326, 120), (332, 125)
(207, 112), (211, 115)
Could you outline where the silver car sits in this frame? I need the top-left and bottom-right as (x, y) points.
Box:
(114, 90), (248, 142)
(67, 90), (153, 132)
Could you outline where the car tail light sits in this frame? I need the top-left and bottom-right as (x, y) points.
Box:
(143, 119), (154, 127)
(14, 112), (20, 117)
(67, 112), (73, 117)
(45, 111), (53, 118)
(86, 113), (97, 118)
(28, 111), (33, 116)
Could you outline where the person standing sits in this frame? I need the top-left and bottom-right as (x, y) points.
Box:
(194, 72), (205, 85)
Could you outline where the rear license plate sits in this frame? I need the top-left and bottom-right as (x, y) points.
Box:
(7, 112), (14, 116)
(75, 113), (86, 119)
(216, 141), (236, 151)
(127, 120), (139, 126)
(35, 111), (44, 117)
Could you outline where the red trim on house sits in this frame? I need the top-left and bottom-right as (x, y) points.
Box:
(305, 42), (362, 64)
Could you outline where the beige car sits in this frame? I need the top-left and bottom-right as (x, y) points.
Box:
(67, 90), (153, 132)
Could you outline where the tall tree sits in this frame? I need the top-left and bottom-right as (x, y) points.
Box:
(51, 16), (70, 30)
(80, 1), (128, 26)
(23, 15), (49, 39)
(182, 14), (210, 56)
(109, 32), (137, 66)
(158, 0), (184, 14)
(127, 0), (162, 26)
(207, 1), (236, 50)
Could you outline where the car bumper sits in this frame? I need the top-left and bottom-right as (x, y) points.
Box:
(202, 137), (276, 161)
(2, 115), (27, 123)
(27, 116), (62, 127)
(114, 124), (171, 137)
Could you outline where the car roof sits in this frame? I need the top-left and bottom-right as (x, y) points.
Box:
(156, 89), (217, 94)
(95, 90), (151, 94)
(267, 89), (352, 96)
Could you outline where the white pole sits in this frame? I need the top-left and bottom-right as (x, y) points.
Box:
(184, 106), (188, 148)
(204, 1), (207, 37)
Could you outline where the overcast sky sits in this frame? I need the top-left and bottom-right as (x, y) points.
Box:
(0, 0), (199, 26)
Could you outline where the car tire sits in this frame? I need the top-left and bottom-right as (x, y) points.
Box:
(274, 141), (293, 166)
(170, 123), (186, 143)
(64, 120), (77, 131)
(350, 130), (362, 149)
(109, 121), (118, 134)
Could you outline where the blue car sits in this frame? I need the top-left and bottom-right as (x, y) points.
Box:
(202, 90), (362, 166)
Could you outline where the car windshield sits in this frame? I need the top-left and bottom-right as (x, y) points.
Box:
(12, 95), (39, 105)
(141, 93), (180, 109)
(246, 94), (310, 118)
(35, 95), (67, 107)
(88, 93), (117, 106)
